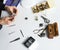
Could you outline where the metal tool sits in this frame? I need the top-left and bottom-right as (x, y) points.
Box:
(9, 31), (15, 35)
(38, 33), (45, 37)
(10, 37), (20, 43)
(40, 25), (48, 34)
(33, 25), (48, 37)
(41, 16), (50, 23)
(38, 25), (48, 37)
(33, 28), (44, 34)
(8, 24), (16, 27)
(20, 30), (24, 37)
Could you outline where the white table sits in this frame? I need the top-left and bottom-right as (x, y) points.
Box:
(0, 0), (60, 50)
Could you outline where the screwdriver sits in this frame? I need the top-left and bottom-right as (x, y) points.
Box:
(10, 37), (20, 43)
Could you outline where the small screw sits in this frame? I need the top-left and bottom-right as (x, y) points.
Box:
(25, 17), (28, 20)
(39, 23), (43, 27)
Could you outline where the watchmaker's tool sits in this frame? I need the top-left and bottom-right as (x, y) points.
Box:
(10, 37), (20, 43)
(38, 25), (48, 37)
(33, 25), (48, 37)
(20, 30), (24, 37)
(33, 28), (44, 34)
(9, 31), (15, 35)
(38, 33), (45, 37)
(41, 16), (50, 23)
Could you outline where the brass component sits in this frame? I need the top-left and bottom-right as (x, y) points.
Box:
(42, 1), (50, 9)
(47, 24), (55, 39)
(47, 22), (59, 39)
(32, 6), (39, 13)
(32, 1), (50, 13)
(54, 22), (59, 36)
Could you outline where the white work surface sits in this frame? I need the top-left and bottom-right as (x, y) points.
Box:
(0, 0), (60, 50)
